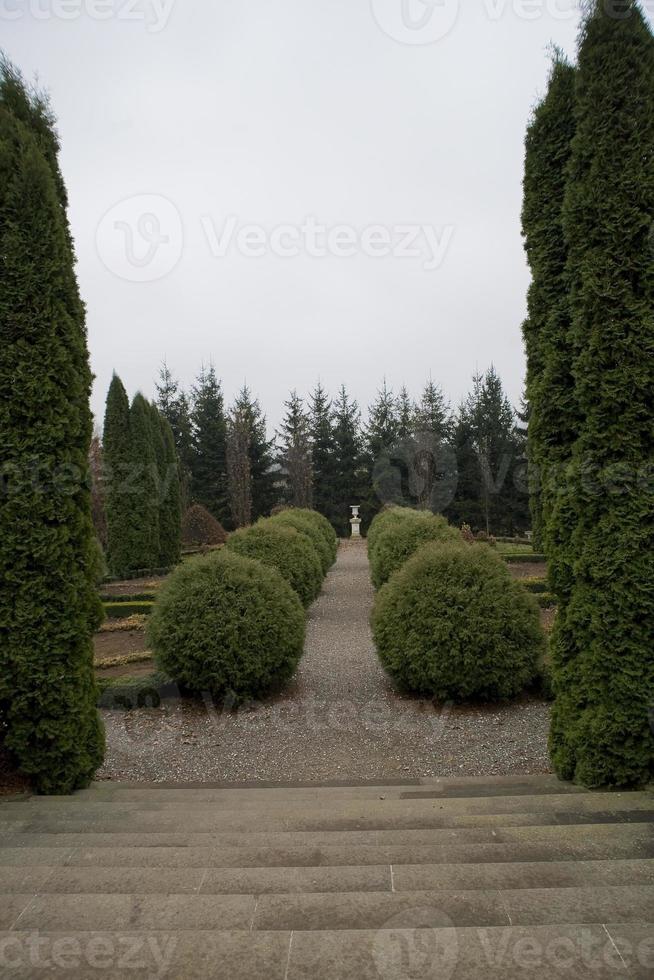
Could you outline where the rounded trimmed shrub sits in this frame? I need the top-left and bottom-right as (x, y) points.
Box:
(371, 542), (544, 701)
(181, 504), (226, 548)
(367, 507), (422, 559)
(270, 510), (332, 575)
(147, 549), (305, 701)
(370, 512), (460, 589)
(292, 508), (338, 561)
(225, 519), (323, 607)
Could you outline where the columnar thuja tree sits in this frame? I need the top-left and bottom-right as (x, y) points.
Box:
(521, 52), (577, 552)
(157, 412), (182, 567)
(549, 0), (654, 787)
(103, 373), (133, 576)
(0, 65), (104, 792)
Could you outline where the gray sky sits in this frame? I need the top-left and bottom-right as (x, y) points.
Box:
(7, 0), (648, 431)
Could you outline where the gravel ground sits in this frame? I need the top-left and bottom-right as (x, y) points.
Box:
(98, 539), (551, 783)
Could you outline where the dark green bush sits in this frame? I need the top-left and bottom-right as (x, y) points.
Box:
(270, 510), (332, 575)
(147, 549), (305, 701)
(366, 507), (422, 560)
(371, 542), (544, 701)
(291, 508), (338, 562)
(370, 512), (460, 589)
(225, 519), (323, 607)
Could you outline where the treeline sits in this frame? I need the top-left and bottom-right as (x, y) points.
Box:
(96, 362), (529, 546)
(522, 2), (653, 787)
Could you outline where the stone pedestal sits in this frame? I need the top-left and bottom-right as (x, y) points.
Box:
(350, 505), (361, 538)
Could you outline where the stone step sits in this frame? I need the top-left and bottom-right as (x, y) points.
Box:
(1, 885), (652, 933)
(73, 773), (584, 801)
(1, 820), (650, 851)
(1, 859), (651, 897)
(0, 925), (652, 979)
(1, 832), (651, 869)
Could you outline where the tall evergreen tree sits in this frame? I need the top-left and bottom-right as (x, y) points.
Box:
(396, 386), (415, 439)
(363, 380), (400, 523)
(549, 0), (654, 788)
(128, 394), (160, 569)
(308, 382), (336, 524)
(155, 361), (193, 508)
(232, 385), (276, 520)
(189, 365), (228, 523)
(332, 385), (364, 536)
(226, 406), (252, 528)
(151, 405), (181, 567)
(88, 432), (107, 549)
(103, 374), (133, 575)
(277, 391), (313, 508)
(0, 65), (104, 792)
(521, 52), (577, 553)
(414, 379), (452, 442)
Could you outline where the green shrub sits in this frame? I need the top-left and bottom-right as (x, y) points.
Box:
(290, 508), (338, 562)
(181, 504), (227, 548)
(103, 601), (155, 619)
(147, 550), (305, 701)
(372, 542), (544, 701)
(367, 507), (422, 559)
(225, 519), (322, 607)
(270, 510), (332, 575)
(99, 592), (157, 603)
(370, 512), (460, 589)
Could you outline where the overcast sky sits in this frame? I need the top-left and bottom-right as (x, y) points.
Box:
(6, 0), (649, 432)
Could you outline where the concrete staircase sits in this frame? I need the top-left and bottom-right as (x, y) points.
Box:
(0, 774), (652, 978)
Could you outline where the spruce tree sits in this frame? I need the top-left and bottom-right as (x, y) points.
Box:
(128, 394), (160, 569)
(396, 386), (415, 439)
(363, 380), (400, 524)
(549, 0), (654, 787)
(155, 361), (193, 508)
(103, 373), (133, 575)
(521, 52), (577, 553)
(332, 385), (364, 536)
(226, 406), (252, 528)
(232, 385), (276, 520)
(190, 365), (228, 524)
(308, 382), (336, 525)
(277, 391), (313, 507)
(150, 405), (180, 568)
(0, 67), (104, 792)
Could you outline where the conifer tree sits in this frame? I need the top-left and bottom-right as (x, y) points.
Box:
(103, 374), (133, 575)
(128, 394), (160, 569)
(226, 407), (252, 528)
(521, 52), (577, 552)
(396, 386), (415, 439)
(362, 380), (400, 523)
(309, 382), (336, 524)
(155, 361), (193, 508)
(0, 65), (104, 792)
(277, 391), (313, 508)
(549, 0), (654, 787)
(332, 385), (364, 535)
(414, 379), (452, 442)
(232, 385), (276, 520)
(190, 366), (228, 523)
(152, 406), (181, 567)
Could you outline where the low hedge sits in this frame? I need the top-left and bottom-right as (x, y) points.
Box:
(370, 512), (460, 589)
(371, 542), (544, 701)
(99, 591), (157, 603)
(225, 519), (323, 607)
(103, 601), (155, 619)
(367, 507), (422, 559)
(270, 510), (332, 575)
(501, 553), (546, 564)
(147, 549), (305, 702)
(520, 578), (549, 594)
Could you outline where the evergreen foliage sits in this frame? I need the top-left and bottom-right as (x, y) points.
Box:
(103, 373), (133, 576)
(181, 503), (227, 547)
(548, 0), (654, 788)
(148, 549), (305, 702)
(308, 382), (337, 526)
(331, 385), (364, 536)
(190, 365), (229, 525)
(226, 405), (252, 529)
(521, 52), (577, 553)
(277, 391), (313, 508)
(156, 410), (182, 567)
(0, 64), (104, 792)
(232, 385), (277, 521)
(369, 511), (460, 589)
(226, 519), (323, 607)
(127, 393), (160, 570)
(270, 509), (332, 574)
(372, 542), (543, 701)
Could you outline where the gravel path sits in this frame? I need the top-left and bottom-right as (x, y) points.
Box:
(98, 539), (551, 783)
